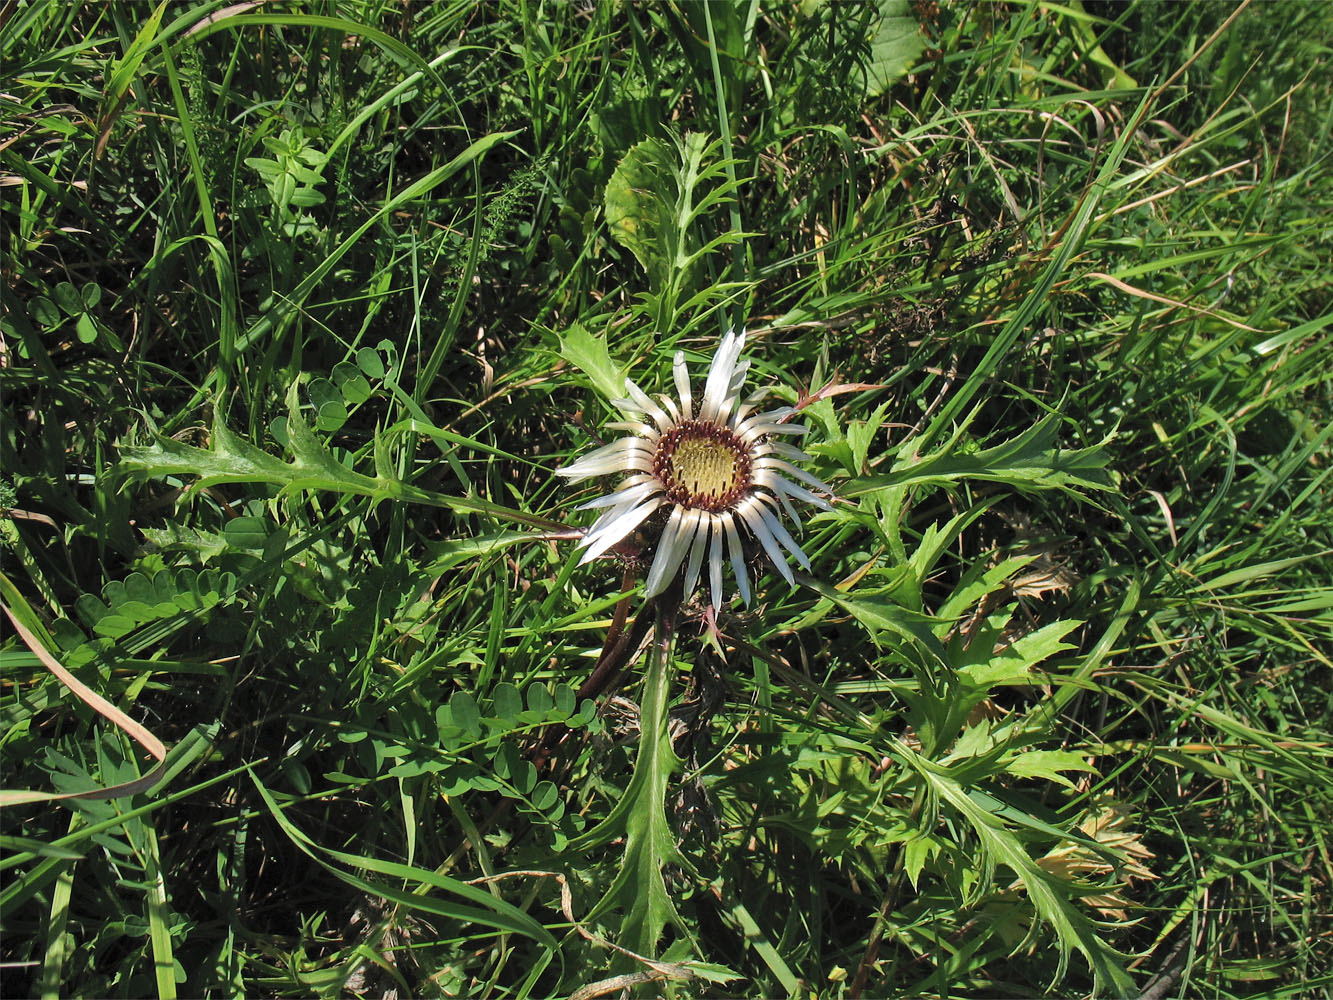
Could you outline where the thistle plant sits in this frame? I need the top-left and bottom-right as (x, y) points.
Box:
(8, 7), (1328, 996)
(558, 328), (832, 610)
(552, 325), (834, 974)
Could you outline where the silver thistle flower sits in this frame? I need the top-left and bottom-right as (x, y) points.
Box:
(558, 329), (832, 610)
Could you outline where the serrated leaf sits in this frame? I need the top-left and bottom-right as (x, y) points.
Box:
(1004, 750), (1096, 788)
(250, 772), (558, 950)
(679, 960), (742, 984)
(900, 742), (1136, 997)
(558, 323), (626, 403)
(802, 575), (947, 665)
(846, 401), (892, 473)
(935, 554), (1035, 626)
(424, 532), (536, 574)
(564, 624), (686, 958)
(140, 524), (230, 562)
(958, 619), (1082, 688)
(903, 833), (940, 889)
(118, 383), (549, 530)
(846, 412), (1115, 500)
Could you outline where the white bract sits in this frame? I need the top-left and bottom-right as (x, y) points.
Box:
(558, 329), (832, 610)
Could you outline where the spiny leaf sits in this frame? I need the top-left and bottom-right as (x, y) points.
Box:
(900, 742), (1136, 998)
(117, 385), (552, 529)
(846, 412), (1116, 500)
(564, 627), (687, 959)
(559, 323), (627, 403)
(1004, 749), (1097, 788)
(602, 131), (749, 330)
(957, 619), (1082, 688)
(802, 575), (948, 665)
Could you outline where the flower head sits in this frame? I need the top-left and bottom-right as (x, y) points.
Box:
(558, 329), (832, 610)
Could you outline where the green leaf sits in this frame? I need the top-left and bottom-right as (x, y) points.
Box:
(863, 0), (928, 98)
(726, 901), (800, 995)
(424, 532), (539, 574)
(314, 399), (348, 432)
(221, 516), (269, 551)
(900, 742), (1136, 997)
(902, 833), (940, 889)
(331, 360), (373, 405)
(243, 155), (280, 180)
(250, 772), (557, 950)
(117, 384), (553, 529)
(511, 759), (537, 796)
(104, 1), (169, 113)
(553, 684), (576, 717)
(448, 691), (480, 737)
(934, 554), (1034, 627)
(1003, 750), (1096, 788)
(92, 613), (136, 639)
(74, 313), (98, 344)
(492, 683), (522, 720)
(604, 136), (675, 285)
(526, 684), (553, 715)
(355, 346), (385, 379)
(958, 619), (1081, 688)
(139, 524), (230, 562)
(558, 323), (626, 402)
(530, 780), (558, 811)
(600, 131), (748, 330)
(52, 281), (82, 315)
(802, 575), (947, 666)
(846, 401), (893, 473)
(845, 412), (1116, 500)
(565, 617), (686, 959)
(29, 295), (60, 328)
(236, 129), (520, 350)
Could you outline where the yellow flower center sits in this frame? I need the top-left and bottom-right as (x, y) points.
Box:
(653, 421), (752, 511)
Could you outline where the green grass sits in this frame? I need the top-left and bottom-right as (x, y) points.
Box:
(2, 1), (1330, 997)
